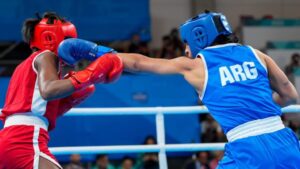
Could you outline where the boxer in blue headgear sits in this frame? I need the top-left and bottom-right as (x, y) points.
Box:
(179, 11), (233, 57)
(58, 10), (300, 168)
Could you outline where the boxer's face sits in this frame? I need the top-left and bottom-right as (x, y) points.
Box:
(184, 44), (192, 58)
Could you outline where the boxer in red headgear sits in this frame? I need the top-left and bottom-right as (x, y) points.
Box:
(29, 13), (77, 54)
(0, 12), (123, 169)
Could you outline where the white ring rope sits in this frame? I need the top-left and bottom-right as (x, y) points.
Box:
(49, 143), (226, 155)
(58, 105), (300, 116)
(0, 105), (300, 116)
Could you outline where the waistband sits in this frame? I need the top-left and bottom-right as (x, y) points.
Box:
(4, 113), (49, 131)
(226, 116), (285, 142)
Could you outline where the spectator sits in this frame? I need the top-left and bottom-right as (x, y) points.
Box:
(128, 34), (140, 53)
(288, 121), (300, 139)
(183, 152), (211, 169)
(118, 156), (135, 169)
(284, 53), (300, 84)
(92, 154), (115, 169)
(200, 114), (226, 143)
(169, 28), (185, 56)
(282, 113), (300, 139)
(143, 135), (157, 145)
(128, 34), (150, 56)
(209, 151), (224, 169)
(160, 35), (176, 59)
(64, 154), (85, 169)
(139, 153), (159, 169)
(135, 135), (159, 169)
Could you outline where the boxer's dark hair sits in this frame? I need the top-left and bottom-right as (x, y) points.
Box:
(22, 18), (40, 44)
(212, 33), (239, 46)
(43, 12), (66, 24)
(22, 12), (65, 44)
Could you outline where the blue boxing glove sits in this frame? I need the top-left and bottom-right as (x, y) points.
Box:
(58, 38), (115, 65)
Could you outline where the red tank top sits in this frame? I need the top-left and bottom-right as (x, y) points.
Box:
(1, 50), (61, 130)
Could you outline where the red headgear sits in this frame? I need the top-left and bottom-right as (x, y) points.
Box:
(30, 18), (77, 54)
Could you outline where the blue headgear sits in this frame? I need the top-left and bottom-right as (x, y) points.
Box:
(180, 12), (232, 57)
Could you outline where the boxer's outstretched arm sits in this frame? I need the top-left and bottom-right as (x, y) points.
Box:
(34, 51), (75, 100)
(117, 53), (195, 75)
(57, 38), (193, 74)
(255, 49), (298, 106)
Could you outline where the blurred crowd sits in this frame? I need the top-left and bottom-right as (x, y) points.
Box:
(62, 135), (224, 169)
(63, 151), (224, 169)
(109, 28), (185, 59)
(283, 53), (300, 138)
(63, 136), (160, 169)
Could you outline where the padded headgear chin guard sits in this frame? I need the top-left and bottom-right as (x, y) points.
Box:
(30, 18), (77, 54)
(179, 12), (232, 57)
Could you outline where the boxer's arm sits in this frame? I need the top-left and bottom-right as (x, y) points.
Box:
(57, 84), (95, 116)
(117, 53), (195, 74)
(34, 51), (75, 100)
(255, 49), (298, 106)
(35, 52), (122, 101)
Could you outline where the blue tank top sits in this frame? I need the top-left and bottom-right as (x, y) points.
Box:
(198, 43), (281, 133)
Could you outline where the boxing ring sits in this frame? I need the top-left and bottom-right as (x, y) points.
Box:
(45, 105), (300, 169)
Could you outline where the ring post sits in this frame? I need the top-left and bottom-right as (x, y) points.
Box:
(156, 107), (168, 169)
